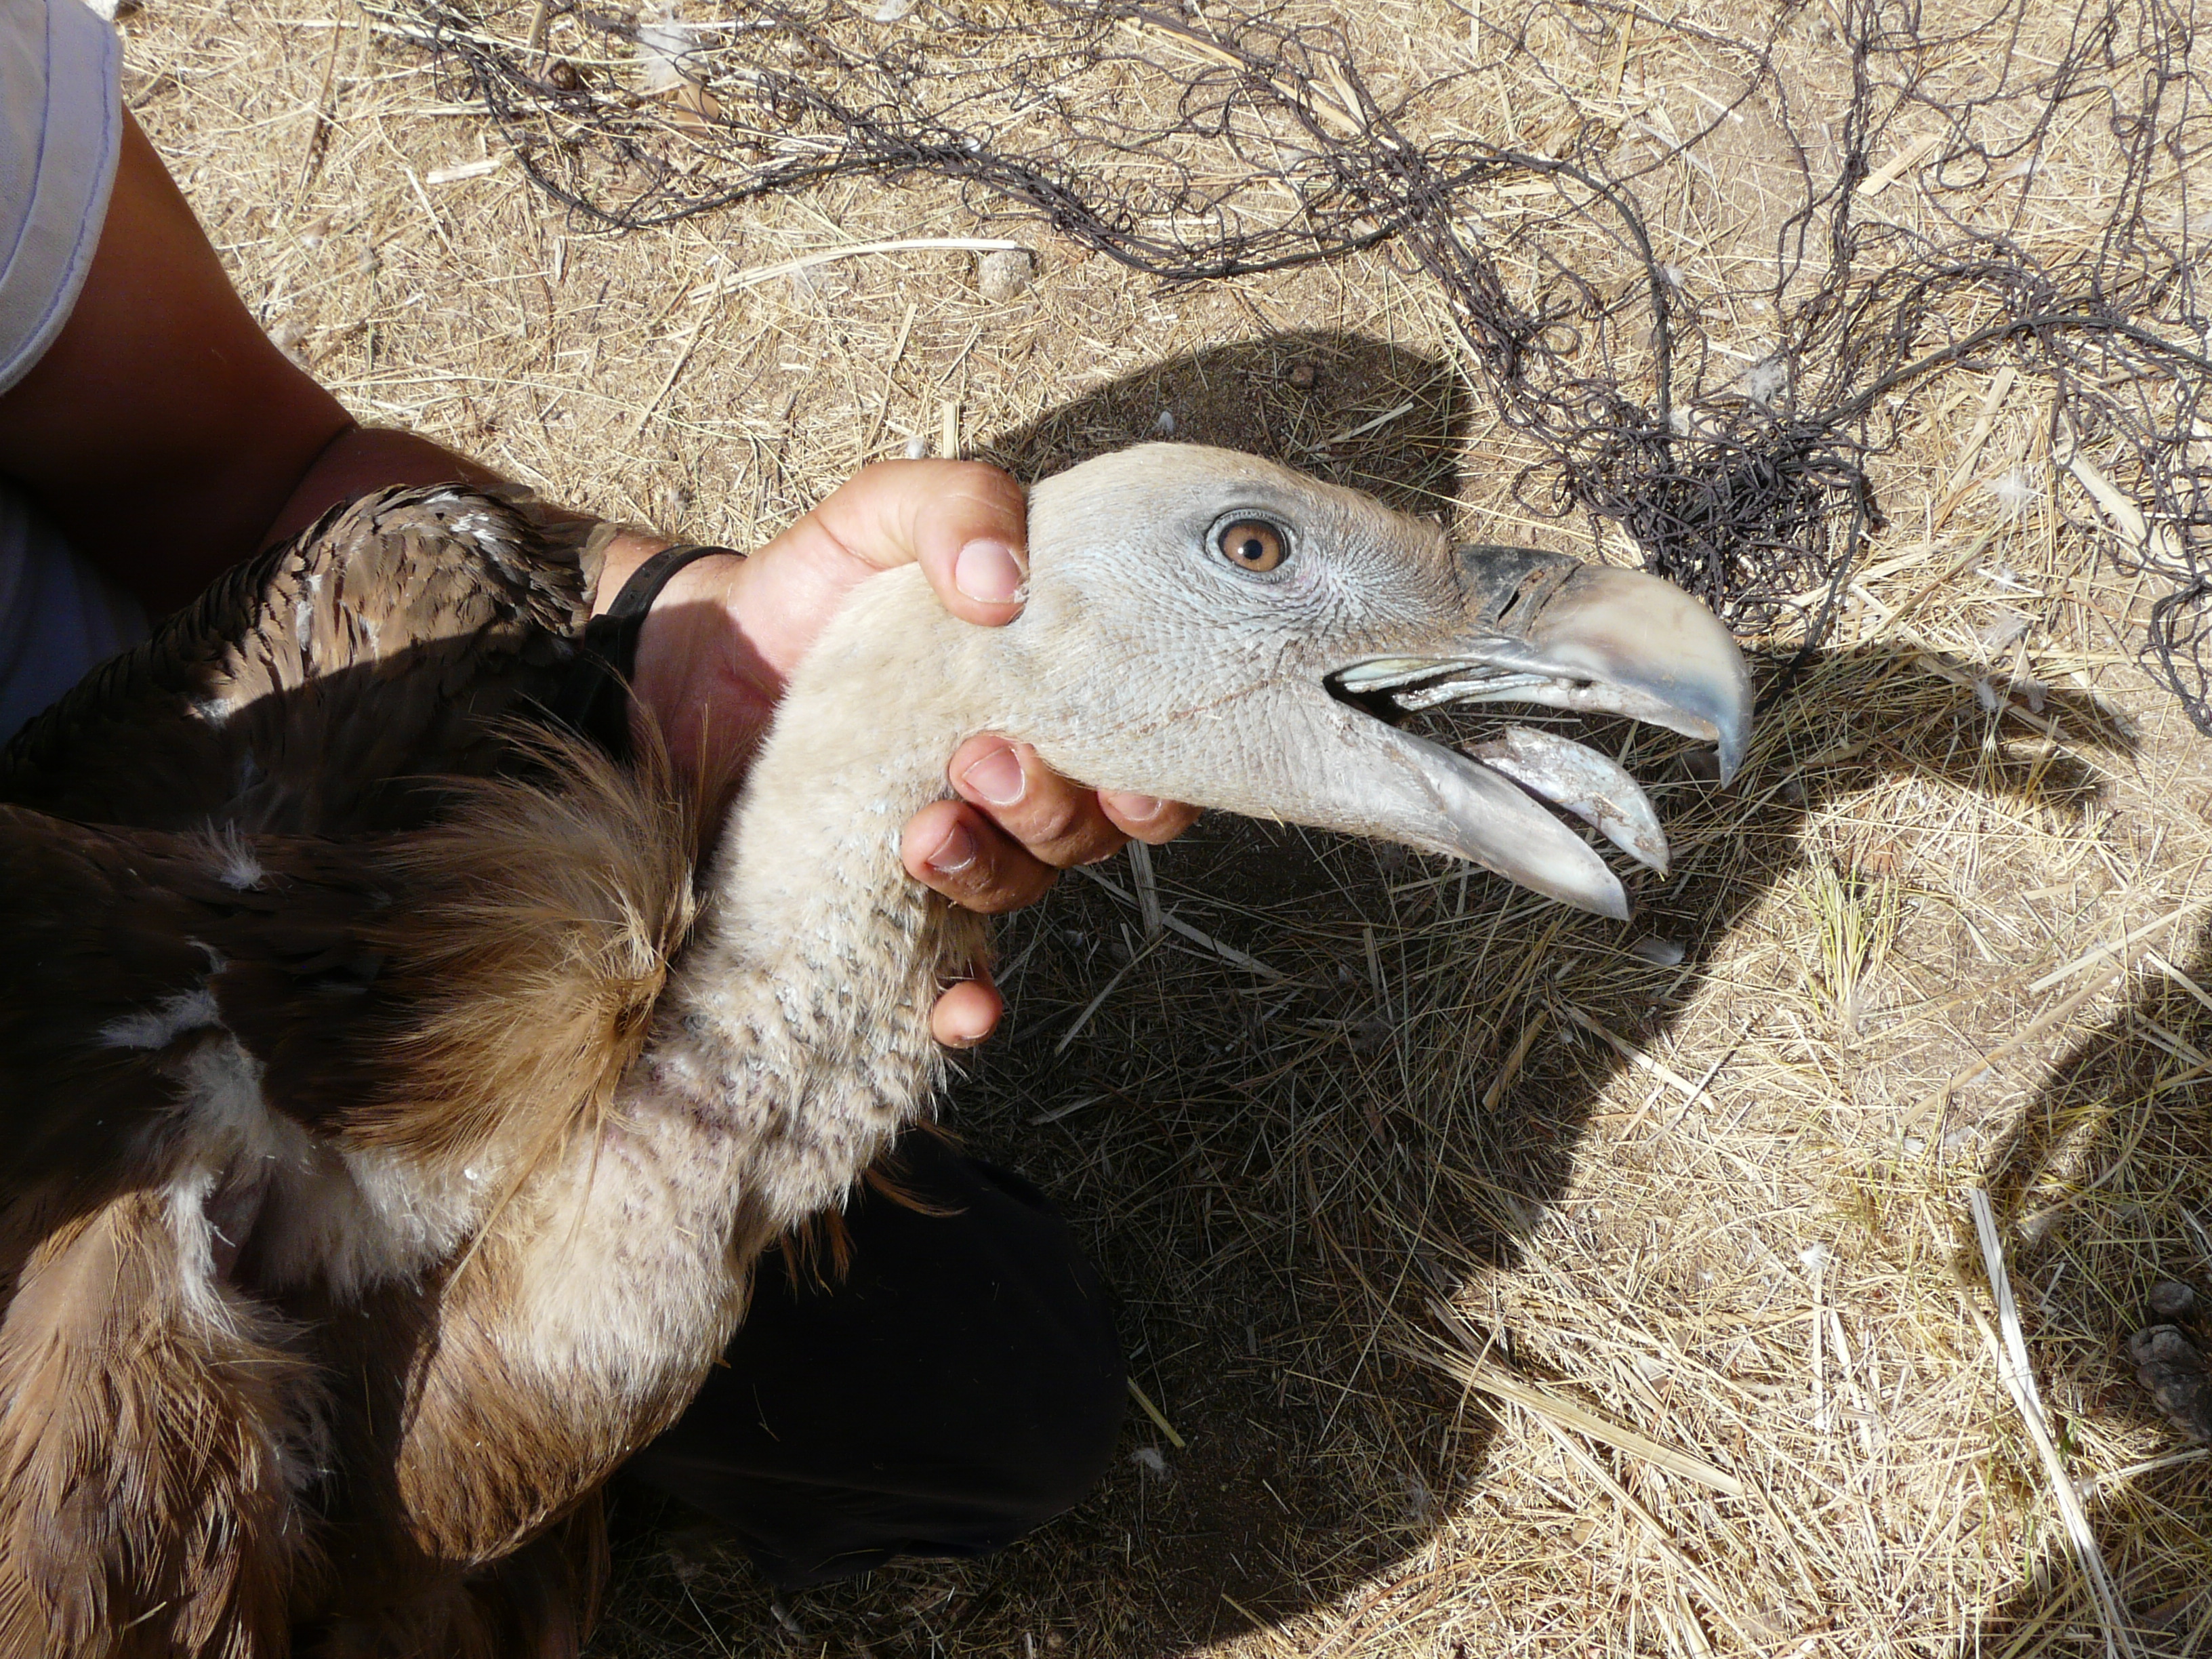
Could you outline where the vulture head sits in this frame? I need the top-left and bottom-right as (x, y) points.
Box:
(955, 444), (1750, 918)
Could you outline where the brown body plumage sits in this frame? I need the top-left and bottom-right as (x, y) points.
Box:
(1, 488), (707, 1652)
(0, 453), (1751, 1656)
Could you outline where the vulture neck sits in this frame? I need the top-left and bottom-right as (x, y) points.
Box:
(330, 573), (1020, 1561)
(647, 567), (1014, 1234)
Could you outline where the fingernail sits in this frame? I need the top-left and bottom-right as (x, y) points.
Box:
(954, 538), (1026, 605)
(1105, 792), (1164, 823)
(958, 747), (1026, 806)
(925, 821), (977, 875)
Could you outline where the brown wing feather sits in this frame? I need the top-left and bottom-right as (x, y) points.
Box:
(0, 740), (695, 1655)
(0, 735), (696, 1206)
(314, 732), (699, 1167)
(0, 486), (615, 835)
(0, 483), (681, 1201)
(0, 1192), (317, 1659)
(0, 808), (377, 1191)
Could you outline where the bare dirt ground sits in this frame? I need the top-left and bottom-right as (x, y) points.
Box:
(118, 0), (2211, 1651)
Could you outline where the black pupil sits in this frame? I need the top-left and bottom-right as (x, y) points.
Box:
(1230, 525), (1273, 564)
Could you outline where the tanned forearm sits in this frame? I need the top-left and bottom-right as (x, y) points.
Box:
(0, 117), (353, 611)
(0, 107), (665, 618)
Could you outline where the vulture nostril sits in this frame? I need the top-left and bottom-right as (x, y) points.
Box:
(1492, 569), (1552, 628)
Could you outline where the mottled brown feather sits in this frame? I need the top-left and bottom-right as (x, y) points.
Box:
(0, 478), (951, 1656)
(0, 734), (699, 1656)
(0, 487), (613, 835)
(0, 1189), (319, 1659)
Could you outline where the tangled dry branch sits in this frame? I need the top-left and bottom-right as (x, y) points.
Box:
(401, 0), (2211, 724)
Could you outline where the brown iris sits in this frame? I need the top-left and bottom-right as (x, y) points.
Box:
(1217, 518), (1287, 572)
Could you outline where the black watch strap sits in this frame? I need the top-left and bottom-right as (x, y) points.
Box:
(550, 542), (741, 761)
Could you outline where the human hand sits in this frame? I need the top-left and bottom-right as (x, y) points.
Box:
(609, 460), (1202, 1046)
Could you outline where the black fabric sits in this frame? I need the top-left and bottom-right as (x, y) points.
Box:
(621, 1132), (1126, 1586)
(548, 544), (739, 761)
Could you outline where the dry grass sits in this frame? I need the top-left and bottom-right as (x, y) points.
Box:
(115, 0), (2212, 1651)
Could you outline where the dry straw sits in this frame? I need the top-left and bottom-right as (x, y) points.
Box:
(112, 0), (2212, 1651)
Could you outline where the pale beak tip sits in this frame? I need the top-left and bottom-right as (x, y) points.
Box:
(1668, 627), (1753, 787)
(1717, 717), (1750, 787)
(1580, 872), (1633, 922)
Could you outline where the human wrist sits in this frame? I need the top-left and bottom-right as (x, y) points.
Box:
(588, 529), (678, 616)
(620, 548), (762, 782)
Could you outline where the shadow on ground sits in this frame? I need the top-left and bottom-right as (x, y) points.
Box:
(1967, 925), (2212, 1653)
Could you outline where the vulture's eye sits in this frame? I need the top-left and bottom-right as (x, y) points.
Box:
(1216, 517), (1288, 573)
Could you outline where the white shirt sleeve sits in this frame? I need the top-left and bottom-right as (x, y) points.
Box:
(1, 0), (121, 396)
(0, 0), (143, 744)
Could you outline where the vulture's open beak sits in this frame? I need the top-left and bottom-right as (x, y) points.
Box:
(1326, 547), (1751, 920)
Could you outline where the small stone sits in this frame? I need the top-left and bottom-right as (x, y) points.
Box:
(1286, 360), (1318, 390)
(2127, 1324), (2212, 1441)
(2148, 1279), (2199, 1320)
(976, 247), (1033, 303)
(547, 58), (582, 91)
